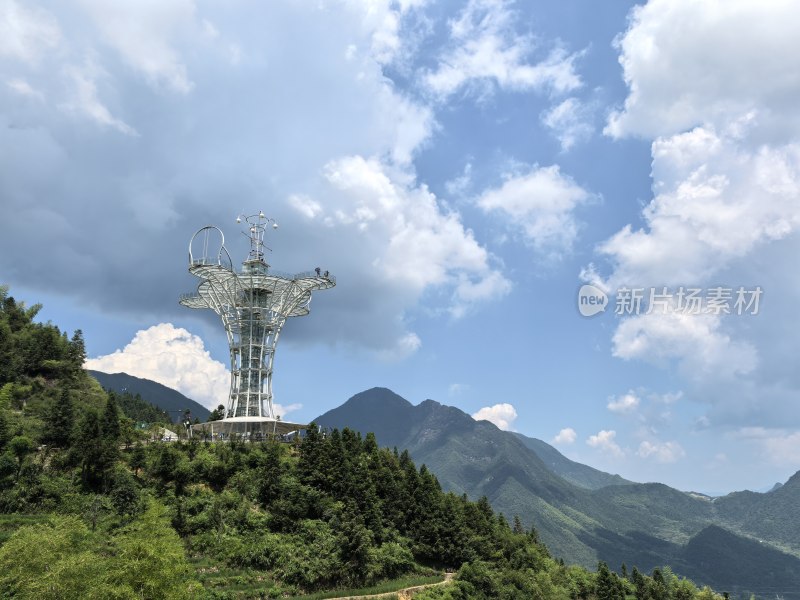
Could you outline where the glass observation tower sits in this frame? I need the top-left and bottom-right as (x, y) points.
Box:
(180, 211), (334, 438)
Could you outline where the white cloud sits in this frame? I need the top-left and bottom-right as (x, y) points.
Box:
(589, 1), (800, 429)
(347, 0), (430, 66)
(6, 78), (43, 101)
(0, 1), (470, 359)
(85, 323), (304, 419)
(612, 310), (757, 381)
(289, 194), (323, 219)
(445, 162), (473, 197)
(586, 429), (624, 458)
(60, 63), (138, 136)
(593, 126), (800, 288)
(0, 0), (60, 63)
(733, 427), (800, 467)
(472, 402), (517, 431)
(423, 0), (581, 99)
(552, 427), (576, 445)
(606, 0), (800, 140)
(78, 0), (195, 93)
(541, 97), (593, 151)
(636, 440), (685, 463)
(321, 154), (511, 324)
(761, 431), (800, 467)
(477, 164), (592, 258)
(376, 332), (422, 361)
(85, 323), (229, 410)
(607, 392), (640, 414)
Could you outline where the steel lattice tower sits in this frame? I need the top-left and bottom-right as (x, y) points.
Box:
(180, 212), (334, 437)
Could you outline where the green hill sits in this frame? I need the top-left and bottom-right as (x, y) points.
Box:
(713, 471), (800, 556)
(676, 525), (800, 599)
(88, 370), (210, 422)
(512, 431), (632, 490)
(315, 388), (800, 597)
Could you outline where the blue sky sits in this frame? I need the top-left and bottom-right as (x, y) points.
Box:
(2, 0), (799, 495)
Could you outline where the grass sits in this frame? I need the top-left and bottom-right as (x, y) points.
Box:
(0, 514), (48, 545)
(191, 555), (286, 598)
(190, 552), (444, 600)
(287, 574), (445, 599)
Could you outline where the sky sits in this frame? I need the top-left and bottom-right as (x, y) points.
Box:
(1, 0), (799, 495)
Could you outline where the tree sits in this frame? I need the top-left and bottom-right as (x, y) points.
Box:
(208, 404), (225, 421)
(73, 411), (106, 490)
(44, 387), (74, 449)
(512, 515), (525, 535)
(596, 561), (623, 600)
(68, 329), (86, 373)
(101, 394), (122, 445)
(8, 435), (33, 475)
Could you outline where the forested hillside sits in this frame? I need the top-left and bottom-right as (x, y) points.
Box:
(316, 388), (800, 599)
(0, 286), (730, 599)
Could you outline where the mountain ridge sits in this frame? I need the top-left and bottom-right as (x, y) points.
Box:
(314, 386), (800, 596)
(87, 370), (211, 422)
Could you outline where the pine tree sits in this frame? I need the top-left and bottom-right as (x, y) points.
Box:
(596, 561), (623, 600)
(74, 411), (104, 490)
(68, 329), (86, 372)
(44, 387), (74, 449)
(512, 515), (525, 535)
(102, 393), (122, 444)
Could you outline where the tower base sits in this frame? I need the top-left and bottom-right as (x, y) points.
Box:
(190, 417), (307, 441)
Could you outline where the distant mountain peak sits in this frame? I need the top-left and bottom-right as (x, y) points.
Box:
(87, 370), (210, 421)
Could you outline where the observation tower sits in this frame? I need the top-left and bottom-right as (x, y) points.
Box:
(180, 211), (334, 439)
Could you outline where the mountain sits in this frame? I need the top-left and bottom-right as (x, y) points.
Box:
(315, 388), (800, 596)
(512, 432), (632, 490)
(676, 525), (800, 600)
(713, 471), (800, 556)
(87, 370), (211, 422)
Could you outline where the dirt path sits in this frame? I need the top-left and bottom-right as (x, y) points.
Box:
(323, 572), (455, 600)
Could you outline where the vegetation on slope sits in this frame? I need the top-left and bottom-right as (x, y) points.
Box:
(0, 286), (732, 599)
(316, 388), (800, 598)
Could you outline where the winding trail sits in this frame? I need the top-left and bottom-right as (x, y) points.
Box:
(323, 572), (455, 600)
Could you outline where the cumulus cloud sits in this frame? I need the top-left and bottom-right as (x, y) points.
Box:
(0, 1), (504, 359)
(552, 427), (576, 445)
(636, 440), (685, 464)
(592, 126), (800, 288)
(85, 323), (229, 409)
(541, 97), (594, 151)
(612, 311), (757, 381)
(472, 402), (517, 431)
(606, 0), (800, 140)
(477, 164), (593, 258)
(607, 392), (640, 414)
(85, 323), (302, 418)
(423, 0), (581, 99)
(318, 155), (511, 325)
(586, 429), (624, 458)
(587, 0), (800, 429)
